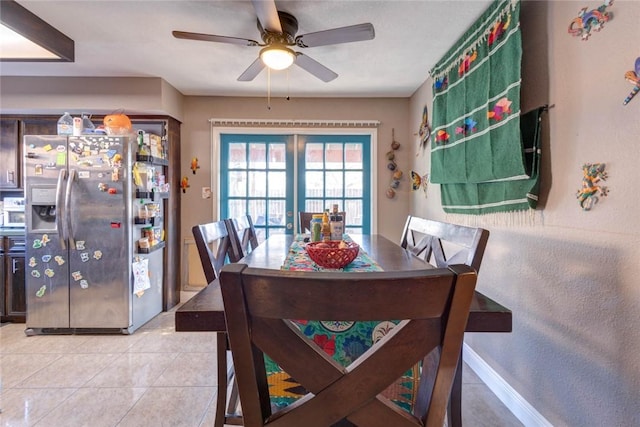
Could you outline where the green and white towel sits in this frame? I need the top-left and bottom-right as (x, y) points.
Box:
(430, 0), (541, 216)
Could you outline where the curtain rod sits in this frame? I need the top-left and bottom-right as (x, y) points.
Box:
(209, 118), (380, 128)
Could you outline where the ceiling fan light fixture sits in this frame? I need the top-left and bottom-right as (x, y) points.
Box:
(260, 45), (295, 70)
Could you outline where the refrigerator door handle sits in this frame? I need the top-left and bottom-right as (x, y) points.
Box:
(65, 168), (77, 250)
(56, 168), (68, 250)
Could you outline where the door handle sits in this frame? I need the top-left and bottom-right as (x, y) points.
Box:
(12, 258), (21, 274)
(65, 169), (77, 249)
(56, 168), (67, 250)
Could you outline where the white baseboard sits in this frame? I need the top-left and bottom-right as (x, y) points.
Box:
(463, 343), (553, 427)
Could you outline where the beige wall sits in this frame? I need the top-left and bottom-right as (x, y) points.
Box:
(179, 96), (412, 245)
(0, 76), (184, 121)
(409, 1), (640, 425)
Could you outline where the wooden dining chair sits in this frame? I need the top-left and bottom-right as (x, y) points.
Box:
(298, 211), (346, 233)
(400, 215), (489, 272)
(400, 215), (489, 427)
(191, 221), (241, 427)
(220, 263), (478, 427)
(225, 215), (260, 262)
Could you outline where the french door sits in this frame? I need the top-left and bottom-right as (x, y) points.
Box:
(219, 133), (371, 241)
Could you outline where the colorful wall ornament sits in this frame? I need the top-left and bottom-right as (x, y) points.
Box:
(385, 129), (402, 199)
(567, 0), (614, 40)
(576, 163), (609, 210)
(623, 57), (640, 106)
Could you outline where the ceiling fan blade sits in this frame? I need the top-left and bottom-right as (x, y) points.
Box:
(296, 23), (375, 48)
(238, 57), (266, 81)
(173, 30), (259, 46)
(294, 53), (338, 82)
(251, 0), (282, 33)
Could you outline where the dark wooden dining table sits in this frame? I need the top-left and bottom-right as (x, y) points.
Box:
(175, 234), (512, 425)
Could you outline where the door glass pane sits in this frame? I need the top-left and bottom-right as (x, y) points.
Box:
(346, 199), (363, 226)
(305, 200), (325, 212)
(345, 143), (362, 169)
(268, 171), (286, 197)
(249, 143), (266, 168)
(228, 171), (246, 197)
(268, 200), (286, 225)
(269, 143), (286, 168)
(228, 200), (246, 218)
(305, 171), (323, 197)
(305, 143), (324, 169)
(248, 171), (266, 197)
(249, 199), (266, 225)
(229, 143), (246, 168)
(325, 143), (343, 169)
(345, 171), (362, 197)
(325, 171), (343, 197)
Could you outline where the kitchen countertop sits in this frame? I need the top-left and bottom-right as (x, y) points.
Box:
(0, 228), (26, 237)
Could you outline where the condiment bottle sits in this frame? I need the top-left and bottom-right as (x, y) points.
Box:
(310, 214), (323, 242)
(321, 210), (331, 242)
(330, 204), (343, 240)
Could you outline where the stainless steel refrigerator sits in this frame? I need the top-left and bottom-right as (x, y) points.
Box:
(23, 135), (163, 334)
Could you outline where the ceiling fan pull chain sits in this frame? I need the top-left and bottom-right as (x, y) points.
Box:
(286, 69), (291, 101)
(267, 67), (272, 110)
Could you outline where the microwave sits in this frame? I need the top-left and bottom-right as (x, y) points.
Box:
(3, 197), (25, 228)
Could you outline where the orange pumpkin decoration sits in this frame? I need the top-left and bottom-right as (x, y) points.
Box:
(103, 113), (132, 135)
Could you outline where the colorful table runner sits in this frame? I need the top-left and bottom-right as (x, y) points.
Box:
(266, 235), (418, 412)
(280, 234), (383, 272)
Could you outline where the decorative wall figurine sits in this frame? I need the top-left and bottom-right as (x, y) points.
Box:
(181, 176), (190, 193)
(576, 163), (609, 210)
(190, 157), (200, 174)
(568, 0), (614, 40)
(417, 105), (431, 155)
(410, 171), (429, 198)
(385, 129), (402, 199)
(623, 57), (640, 106)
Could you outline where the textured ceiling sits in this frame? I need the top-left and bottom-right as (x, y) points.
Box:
(2, 0), (492, 98)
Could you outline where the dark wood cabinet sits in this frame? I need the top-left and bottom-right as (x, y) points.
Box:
(22, 117), (58, 136)
(0, 119), (21, 189)
(1, 235), (26, 322)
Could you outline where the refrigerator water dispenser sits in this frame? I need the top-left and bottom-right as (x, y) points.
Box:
(29, 185), (57, 231)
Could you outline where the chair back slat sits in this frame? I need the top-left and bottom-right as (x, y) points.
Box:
(225, 215), (259, 262)
(192, 221), (232, 283)
(220, 263), (477, 427)
(400, 216), (489, 272)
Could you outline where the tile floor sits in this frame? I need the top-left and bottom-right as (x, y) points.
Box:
(1, 292), (522, 427)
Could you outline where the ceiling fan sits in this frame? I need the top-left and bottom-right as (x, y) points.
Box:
(172, 0), (375, 82)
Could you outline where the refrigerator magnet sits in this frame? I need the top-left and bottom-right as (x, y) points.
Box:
(41, 254), (51, 262)
(76, 241), (86, 250)
(80, 280), (89, 289)
(31, 270), (41, 278)
(36, 285), (46, 298)
(108, 188), (117, 194)
(80, 252), (90, 262)
(44, 268), (55, 278)
(54, 255), (65, 265)
(98, 183), (107, 192)
(35, 164), (43, 175)
(29, 257), (37, 267)
(72, 271), (83, 281)
(93, 250), (103, 260)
